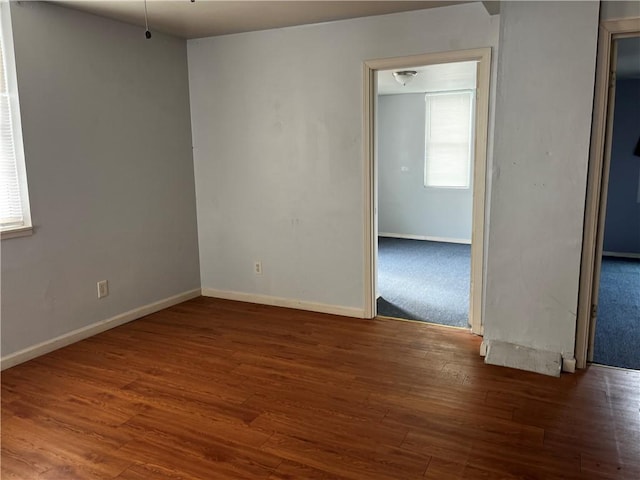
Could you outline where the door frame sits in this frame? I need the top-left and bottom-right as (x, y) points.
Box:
(363, 47), (492, 335)
(575, 17), (640, 369)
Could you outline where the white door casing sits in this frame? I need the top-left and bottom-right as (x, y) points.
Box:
(576, 17), (640, 369)
(363, 48), (492, 336)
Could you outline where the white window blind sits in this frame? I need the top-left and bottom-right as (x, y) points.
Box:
(0, 2), (29, 233)
(424, 90), (474, 189)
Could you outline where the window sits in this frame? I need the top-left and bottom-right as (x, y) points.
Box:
(424, 90), (474, 189)
(1, 1), (30, 238)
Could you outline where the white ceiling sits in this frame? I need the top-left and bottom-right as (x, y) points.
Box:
(53, 0), (471, 39)
(377, 61), (477, 95)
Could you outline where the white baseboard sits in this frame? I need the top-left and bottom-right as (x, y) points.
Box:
(562, 355), (576, 373)
(378, 232), (471, 245)
(484, 340), (562, 377)
(603, 251), (640, 259)
(201, 288), (365, 319)
(0, 288), (201, 371)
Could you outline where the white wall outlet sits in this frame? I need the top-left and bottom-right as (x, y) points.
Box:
(97, 280), (109, 299)
(254, 261), (262, 275)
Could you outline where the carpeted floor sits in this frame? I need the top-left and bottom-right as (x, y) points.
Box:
(593, 257), (640, 370)
(376, 237), (470, 328)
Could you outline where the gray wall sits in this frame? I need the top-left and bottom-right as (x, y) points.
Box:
(378, 93), (473, 241)
(1, 2), (200, 356)
(484, 1), (599, 358)
(601, 1), (640, 20)
(603, 79), (640, 254)
(188, 2), (499, 309)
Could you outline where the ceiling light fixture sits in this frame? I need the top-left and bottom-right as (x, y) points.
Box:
(393, 70), (418, 87)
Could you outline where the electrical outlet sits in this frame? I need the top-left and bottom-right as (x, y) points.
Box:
(254, 261), (262, 275)
(97, 280), (109, 299)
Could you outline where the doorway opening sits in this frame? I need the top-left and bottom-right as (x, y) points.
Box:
(376, 62), (475, 328)
(363, 48), (492, 336)
(576, 18), (640, 370)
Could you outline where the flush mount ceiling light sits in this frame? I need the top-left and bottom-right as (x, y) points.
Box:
(392, 70), (418, 86)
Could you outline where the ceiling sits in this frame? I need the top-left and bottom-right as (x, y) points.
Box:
(378, 61), (477, 95)
(52, 0), (474, 39)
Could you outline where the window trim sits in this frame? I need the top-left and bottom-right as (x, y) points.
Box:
(1, 0), (32, 240)
(1, 225), (32, 239)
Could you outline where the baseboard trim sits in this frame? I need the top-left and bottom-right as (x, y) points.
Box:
(201, 288), (365, 319)
(484, 340), (562, 377)
(562, 355), (576, 373)
(378, 232), (471, 245)
(0, 288), (201, 371)
(603, 251), (640, 259)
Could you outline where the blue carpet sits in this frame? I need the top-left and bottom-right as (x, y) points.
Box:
(593, 257), (640, 370)
(376, 237), (470, 328)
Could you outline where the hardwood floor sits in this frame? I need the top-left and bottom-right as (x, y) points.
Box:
(2, 297), (639, 479)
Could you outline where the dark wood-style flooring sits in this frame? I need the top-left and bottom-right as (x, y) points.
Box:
(2, 297), (639, 479)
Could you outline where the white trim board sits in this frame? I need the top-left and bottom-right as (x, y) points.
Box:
(0, 289), (201, 371)
(201, 288), (366, 319)
(602, 251), (640, 259)
(484, 340), (562, 377)
(378, 232), (471, 245)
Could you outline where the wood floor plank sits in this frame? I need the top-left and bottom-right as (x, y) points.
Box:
(2, 297), (639, 479)
(116, 439), (271, 480)
(115, 462), (202, 480)
(580, 452), (640, 480)
(423, 457), (466, 479)
(120, 413), (282, 478)
(260, 433), (428, 480)
(1, 443), (49, 479)
(249, 409), (409, 458)
(267, 459), (352, 480)
(2, 413), (133, 479)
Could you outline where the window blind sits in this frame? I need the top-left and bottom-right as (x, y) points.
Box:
(424, 91), (474, 189)
(0, 6), (24, 229)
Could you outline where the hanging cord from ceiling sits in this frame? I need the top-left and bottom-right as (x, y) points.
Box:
(144, 0), (195, 39)
(144, 0), (151, 39)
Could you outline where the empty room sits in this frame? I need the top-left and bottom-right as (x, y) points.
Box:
(1, 1), (639, 479)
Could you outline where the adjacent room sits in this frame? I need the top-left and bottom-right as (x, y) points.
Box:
(1, 1), (639, 479)
(592, 35), (640, 370)
(376, 62), (476, 328)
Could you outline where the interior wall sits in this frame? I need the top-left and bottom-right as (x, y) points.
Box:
(483, 1), (599, 359)
(600, 1), (640, 20)
(188, 2), (498, 310)
(1, 2), (200, 357)
(603, 79), (640, 255)
(377, 93), (473, 242)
